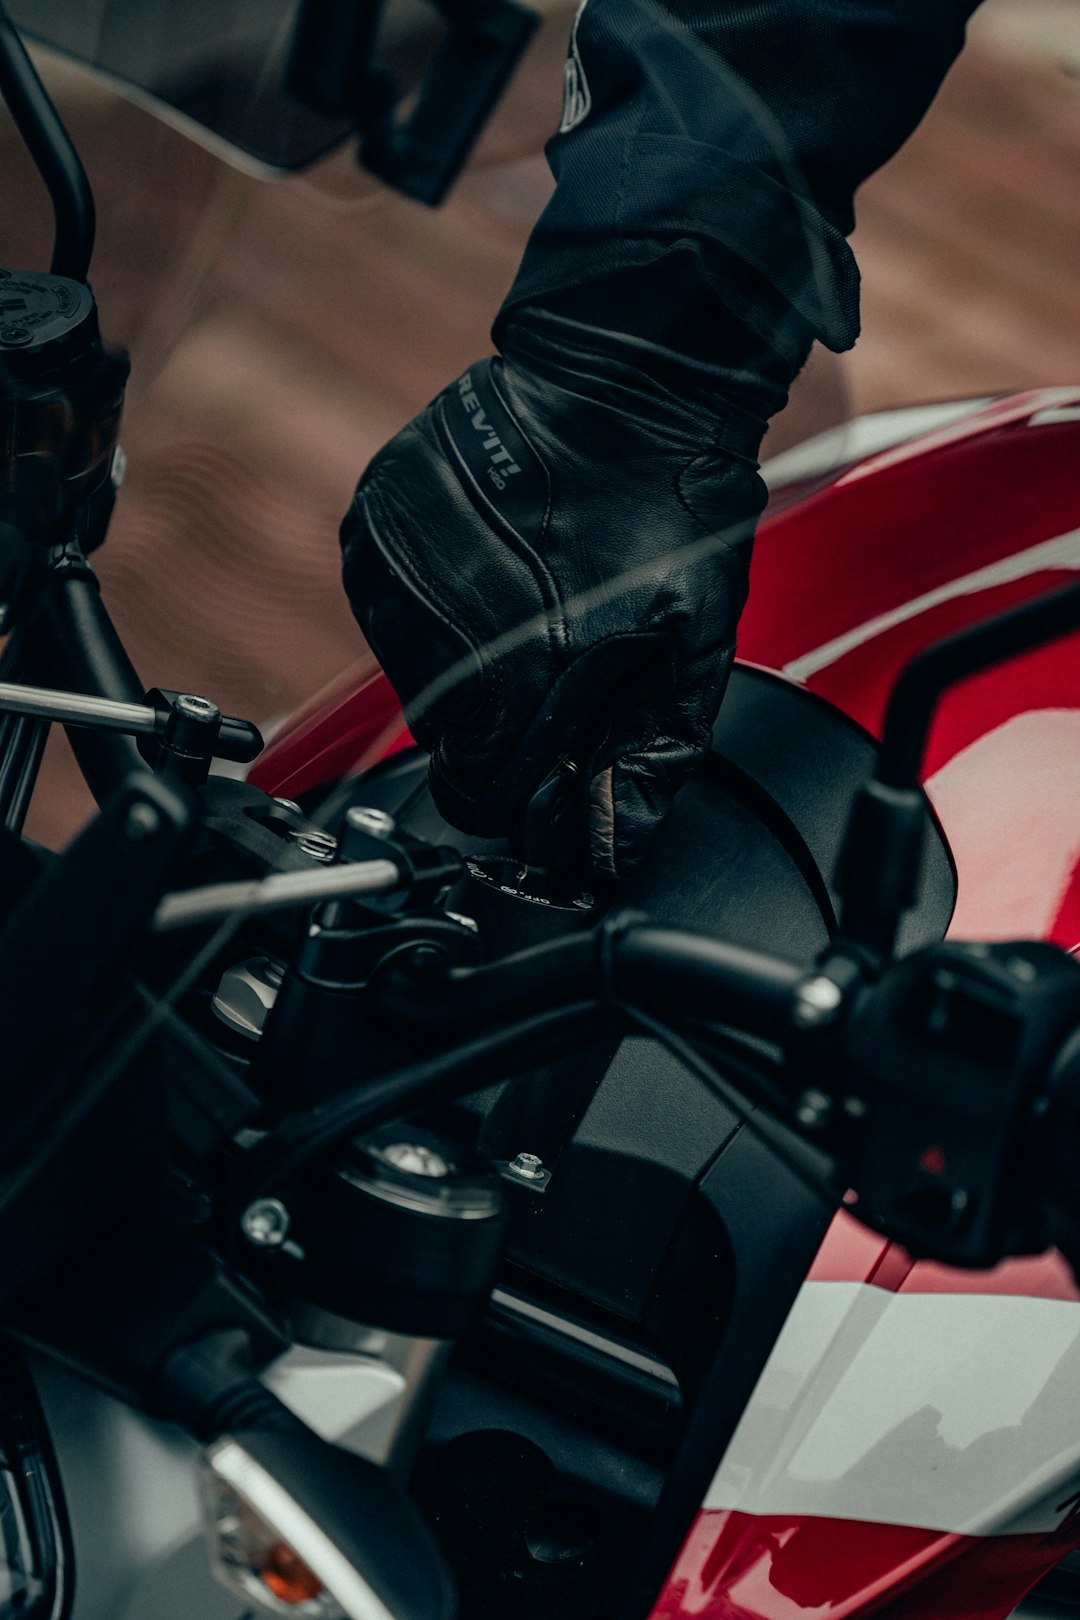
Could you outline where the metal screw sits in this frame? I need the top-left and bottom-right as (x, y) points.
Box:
(446, 912), (480, 934)
(508, 1152), (546, 1180)
(346, 806), (396, 840)
(240, 1197), (291, 1248)
(381, 1142), (451, 1178)
(795, 1088), (833, 1130)
(792, 975), (844, 1029)
(0, 326), (30, 346)
(175, 693), (220, 723)
(124, 801), (161, 842)
(293, 830), (338, 863)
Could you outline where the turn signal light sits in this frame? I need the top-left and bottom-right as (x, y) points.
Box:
(200, 1439), (347, 1618)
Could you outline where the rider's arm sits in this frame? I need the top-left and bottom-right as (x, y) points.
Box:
(341, 1), (985, 879)
(499, 0), (983, 364)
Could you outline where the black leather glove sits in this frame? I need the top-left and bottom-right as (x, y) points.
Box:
(340, 308), (780, 879)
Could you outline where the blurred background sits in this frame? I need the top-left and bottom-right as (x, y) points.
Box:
(0, 0), (1078, 845)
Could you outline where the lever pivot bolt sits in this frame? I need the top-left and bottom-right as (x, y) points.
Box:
(240, 1197), (292, 1248)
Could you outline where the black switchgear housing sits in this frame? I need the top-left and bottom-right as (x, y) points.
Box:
(838, 939), (1080, 1266)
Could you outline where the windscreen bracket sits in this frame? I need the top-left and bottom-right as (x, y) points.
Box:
(287, 0), (540, 205)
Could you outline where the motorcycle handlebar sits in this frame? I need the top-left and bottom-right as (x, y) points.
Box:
(361, 916), (1080, 1276)
(377, 917), (809, 1044)
(42, 560), (147, 802)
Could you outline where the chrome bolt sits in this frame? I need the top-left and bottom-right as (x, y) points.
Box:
(382, 1142), (450, 1178)
(124, 801), (161, 841)
(792, 975), (844, 1029)
(175, 693), (220, 722)
(795, 1088), (833, 1131)
(240, 1197), (291, 1248)
(508, 1152), (546, 1181)
(212, 956), (285, 1040)
(346, 806), (396, 840)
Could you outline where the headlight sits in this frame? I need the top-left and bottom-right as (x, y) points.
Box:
(0, 1339), (69, 1618)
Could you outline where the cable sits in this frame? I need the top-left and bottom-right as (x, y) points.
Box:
(0, 1), (95, 280)
(622, 1005), (839, 1208)
(231, 983), (838, 1221)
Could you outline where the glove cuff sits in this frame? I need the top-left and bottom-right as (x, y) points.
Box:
(498, 304), (779, 469)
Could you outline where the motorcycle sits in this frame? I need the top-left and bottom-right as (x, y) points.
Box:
(3, 4), (1080, 1620)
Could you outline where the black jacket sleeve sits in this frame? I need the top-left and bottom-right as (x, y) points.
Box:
(497, 0), (983, 364)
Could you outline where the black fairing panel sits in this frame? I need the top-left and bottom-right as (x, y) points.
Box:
(348, 666), (955, 1333)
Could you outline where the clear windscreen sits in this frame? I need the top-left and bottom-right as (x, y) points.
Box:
(6, 0), (443, 172)
(1, 0), (856, 854)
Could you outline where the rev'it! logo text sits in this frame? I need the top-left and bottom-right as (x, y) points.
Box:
(457, 373), (522, 492)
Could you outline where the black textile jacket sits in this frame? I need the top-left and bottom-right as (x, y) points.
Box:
(497, 1), (984, 365)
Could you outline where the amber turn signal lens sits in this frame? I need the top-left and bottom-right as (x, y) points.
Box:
(261, 1542), (326, 1605)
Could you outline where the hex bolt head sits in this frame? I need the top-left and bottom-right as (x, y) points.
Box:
(381, 1142), (451, 1178)
(792, 975), (844, 1029)
(124, 801), (161, 842)
(509, 1152), (545, 1180)
(346, 806), (396, 840)
(240, 1197), (291, 1248)
(212, 956), (285, 1040)
(175, 693), (220, 723)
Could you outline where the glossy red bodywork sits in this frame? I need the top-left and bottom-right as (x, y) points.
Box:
(251, 389), (1080, 1618)
(652, 1509), (1080, 1620)
(250, 658), (413, 801)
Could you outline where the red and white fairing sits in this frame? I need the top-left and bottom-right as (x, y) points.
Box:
(252, 387), (1080, 1619)
(656, 388), (1080, 1620)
